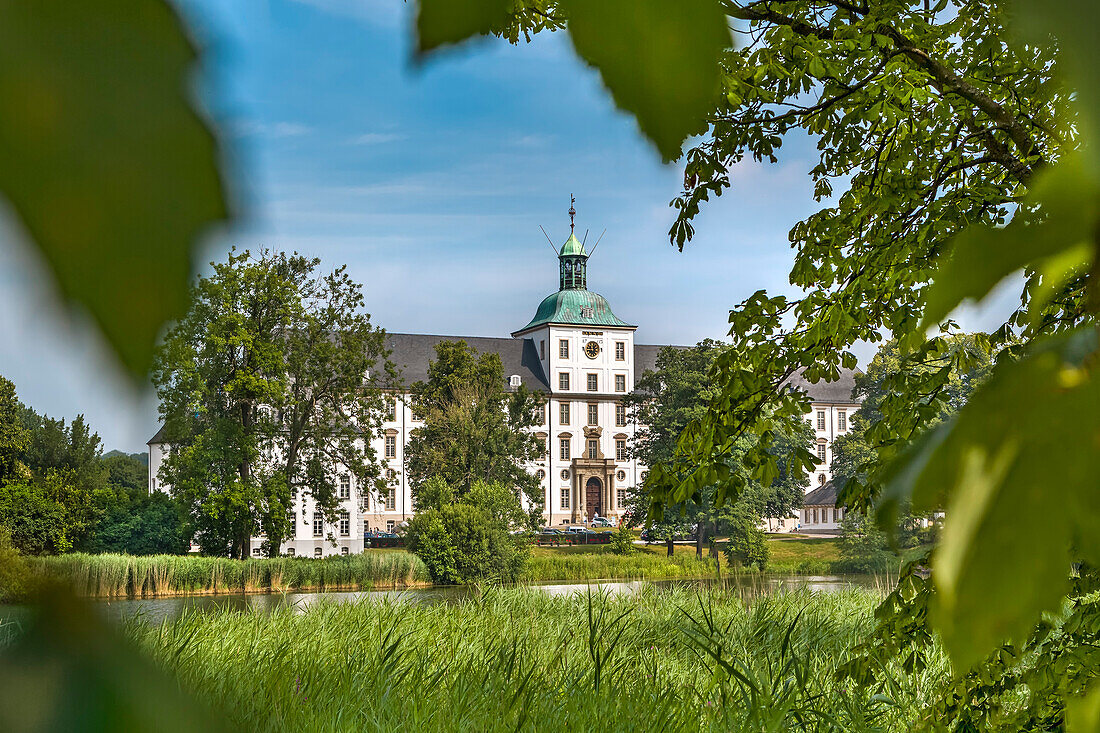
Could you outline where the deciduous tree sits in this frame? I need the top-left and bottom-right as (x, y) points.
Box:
(405, 341), (543, 519)
(153, 249), (390, 558)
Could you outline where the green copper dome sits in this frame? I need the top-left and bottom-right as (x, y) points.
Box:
(514, 289), (635, 334)
(559, 232), (586, 256)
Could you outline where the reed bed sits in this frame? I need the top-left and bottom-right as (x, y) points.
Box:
(25, 552), (429, 598)
(128, 585), (947, 731)
(522, 550), (718, 582)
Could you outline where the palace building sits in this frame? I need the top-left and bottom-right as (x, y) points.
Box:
(148, 214), (859, 556)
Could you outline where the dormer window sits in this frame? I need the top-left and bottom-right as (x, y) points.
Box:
(509, 374), (521, 387)
(581, 307), (594, 318)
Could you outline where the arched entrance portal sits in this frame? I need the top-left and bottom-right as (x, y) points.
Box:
(585, 476), (602, 522)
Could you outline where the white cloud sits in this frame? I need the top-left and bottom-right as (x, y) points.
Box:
(231, 120), (313, 139)
(351, 132), (406, 145)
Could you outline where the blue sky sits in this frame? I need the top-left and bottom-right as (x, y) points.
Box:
(0, 0), (1018, 452)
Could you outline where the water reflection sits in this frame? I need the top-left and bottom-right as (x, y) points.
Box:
(88, 575), (881, 625)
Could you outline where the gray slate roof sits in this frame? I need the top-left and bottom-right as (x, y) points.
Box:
(147, 424), (168, 445)
(386, 333), (550, 391)
(803, 478), (841, 507)
(147, 334), (862, 445)
(633, 343), (684, 386)
(784, 368), (860, 404)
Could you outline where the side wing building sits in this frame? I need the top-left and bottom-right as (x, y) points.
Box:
(148, 225), (859, 555)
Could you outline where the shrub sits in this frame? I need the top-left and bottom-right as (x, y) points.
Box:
(836, 512), (933, 574)
(406, 498), (528, 584)
(724, 514), (768, 571)
(608, 525), (636, 556)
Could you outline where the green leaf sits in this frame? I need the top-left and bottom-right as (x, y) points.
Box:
(1068, 682), (1100, 733)
(415, 0), (510, 53)
(0, 0), (229, 378)
(1010, 0), (1100, 173)
(561, 0), (731, 162)
(921, 156), (1100, 330)
(0, 585), (227, 732)
(881, 328), (1100, 671)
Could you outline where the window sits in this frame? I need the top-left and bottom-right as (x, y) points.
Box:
(587, 373), (598, 391)
(616, 470), (626, 481)
(287, 547), (295, 556)
(386, 520), (395, 532)
(614, 374), (626, 392)
(385, 488), (396, 511)
(536, 469), (546, 481)
(640, 470), (648, 482)
(386, 398), (396, 421)
(587, 403), (599, 425)
(816, 441), (827, 463)
(339, 511), (350, 537)
(560, 487), (571, 509)
(560, 469), (570, 481)
(587, 439), (598, 459)
(617, 488), (626, 507)
(615, 404), (627, 427)
(837, 410), (847, 431)
(314, 547), (323, 558)
(341, 546), (350, 556)
(313, 512), (323, 537)
(816, 410), (826, 431)
(818, 473), (827, 485)
(252, 547), (261, 556)
(386, 468), (397, 482)
(536, 403), (546, 424)
(615, 342), (625, 361)
(364, 519), (370, 535)
(338, 475), (350, 500)
(385, 435), (397, 459)
(559, 402), (570, 424)
(616, 439), (627, 461)
(509, 374), (521, 388)
(560, 438), (570, 460)
(559, 339), (569, 359)
(540, 340), (545, 360)
(812, 509), (819, 524)
(559, 373), (570, 390)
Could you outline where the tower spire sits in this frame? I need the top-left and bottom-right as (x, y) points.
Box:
(569, 193), (576, 234)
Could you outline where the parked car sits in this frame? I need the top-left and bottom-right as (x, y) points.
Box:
(590, 516), (614, 528)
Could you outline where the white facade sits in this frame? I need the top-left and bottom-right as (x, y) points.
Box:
(807, 402), (859, 489)
(148, 225), (860, 555)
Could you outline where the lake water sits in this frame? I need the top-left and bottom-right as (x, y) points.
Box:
(80, 575), (882, 625)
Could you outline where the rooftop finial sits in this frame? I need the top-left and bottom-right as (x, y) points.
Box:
(568, 193), (576, 234)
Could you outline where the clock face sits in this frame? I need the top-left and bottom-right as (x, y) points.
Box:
(584, 341), (600, 359)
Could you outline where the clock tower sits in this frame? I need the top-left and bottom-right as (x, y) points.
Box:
(512, 202), (638, 524)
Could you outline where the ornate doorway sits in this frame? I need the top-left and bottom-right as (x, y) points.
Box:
(585, 476), (602, 521)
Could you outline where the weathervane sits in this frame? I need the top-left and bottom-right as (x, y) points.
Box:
(569, 193), (576, 234)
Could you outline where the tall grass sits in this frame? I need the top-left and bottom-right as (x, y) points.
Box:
(24, 552), (429, 598)
(523, 549), (718, 582)
(128, 586), (948, 731)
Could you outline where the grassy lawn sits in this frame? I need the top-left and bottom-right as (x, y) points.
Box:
(765, 536), (842, 573)
(531, 536), (845, 575)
